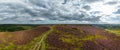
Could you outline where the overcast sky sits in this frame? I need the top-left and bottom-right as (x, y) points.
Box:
(0, 0), (120, 24)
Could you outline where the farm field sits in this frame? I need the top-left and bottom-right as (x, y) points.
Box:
(0, 24), (120, 50)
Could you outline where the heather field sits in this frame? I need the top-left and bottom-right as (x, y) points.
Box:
(0, 24), (120, 50)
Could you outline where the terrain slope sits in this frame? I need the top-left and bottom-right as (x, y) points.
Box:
(0, 25), (120, 50)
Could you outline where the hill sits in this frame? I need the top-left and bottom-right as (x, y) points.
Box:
(0, 25), (120, 50)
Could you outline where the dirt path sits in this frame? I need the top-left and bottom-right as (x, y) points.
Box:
(32, 33), (48, 50)
(32, 26), (53, 50)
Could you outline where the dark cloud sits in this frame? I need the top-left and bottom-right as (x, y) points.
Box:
(62, 0), (67, 4)
(105, 1), (117, 5)
(82, 5), (91, 10)
(29, 0), (48, 8)
(114, 9), (120, 14)
(83, 0), (102, 3)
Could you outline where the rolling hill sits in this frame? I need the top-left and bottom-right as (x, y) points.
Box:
(0, 25), (120, 50)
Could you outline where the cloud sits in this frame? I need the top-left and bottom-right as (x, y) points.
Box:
(83, 0), (103, 3)
(114, 9), (120, 14)
(62, 0), (67, 4)
(0, 0), (119, 24)
(105, 1), (118, 5)
(82, 5), (91, 10)
(100, 15), (120, 24)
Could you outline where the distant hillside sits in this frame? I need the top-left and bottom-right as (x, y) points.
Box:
(92, 24), (120, 29)
(0, 25), (37, 32)
(0, 25), (120, 50)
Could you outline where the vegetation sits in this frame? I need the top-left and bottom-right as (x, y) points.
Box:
(106, 29), (120, 36)
(0, 25), (49, 50)
(0, 33), (45, 50)
(0, 25), (120, 50)
(93, 24), (120, 29)
(0, 25), (37, 32)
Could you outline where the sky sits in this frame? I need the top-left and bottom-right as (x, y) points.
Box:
(0, 0), (120, 24)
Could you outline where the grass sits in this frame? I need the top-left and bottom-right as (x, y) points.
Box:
(0, 32), (43, 50)
(0, 25), (117, 50)
(45, 25), (107, 50)
(0, 25), (49, 50)
(106, 29), (120, 36)
(32, 26), (53, 50)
